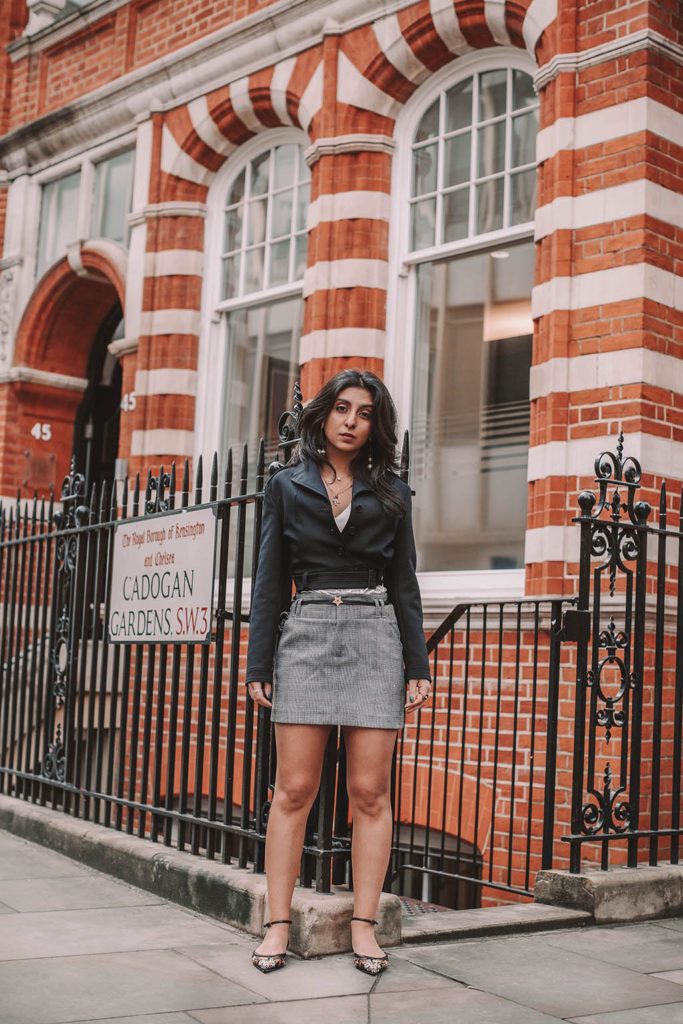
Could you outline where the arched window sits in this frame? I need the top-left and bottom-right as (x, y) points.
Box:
(390, 60), (538, 577)
(199, 134), (310, 465)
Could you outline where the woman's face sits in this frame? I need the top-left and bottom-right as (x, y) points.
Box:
(323, 387), (373, 458)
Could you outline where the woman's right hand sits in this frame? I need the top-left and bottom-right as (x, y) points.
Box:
(247, 682), (273, 709)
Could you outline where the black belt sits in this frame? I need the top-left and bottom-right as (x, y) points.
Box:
(294, 568), (383, 591)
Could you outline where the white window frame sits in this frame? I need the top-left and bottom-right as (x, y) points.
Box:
(195, 127), (311, 467)
(385, 48), (538, 610)
(31, 131), (137, 279)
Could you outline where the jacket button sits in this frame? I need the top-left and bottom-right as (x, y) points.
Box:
(329, 526), (336, 533)
(337, 546), (344, 556)
(355, 504), (362, 512)
(318, 505), (328, 514)
(348, 526), (356, 536)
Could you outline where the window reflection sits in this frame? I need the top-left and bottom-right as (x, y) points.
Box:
(411, 241), (534, 570)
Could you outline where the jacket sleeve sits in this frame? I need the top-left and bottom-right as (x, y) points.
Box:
(384, 486), (431, 682)
(246, 475), (287, 684)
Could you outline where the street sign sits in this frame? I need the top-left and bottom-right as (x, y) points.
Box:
(108, 506), (217, 644)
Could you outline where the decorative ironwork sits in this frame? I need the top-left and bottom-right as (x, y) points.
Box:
(42, 725), (65, 782)
(581, 763), (631, 835)
(54, 457), (88, 530)
(145, 467), (172, 514)
(590, 430), (643, 525)
(271, 380), (303, 475)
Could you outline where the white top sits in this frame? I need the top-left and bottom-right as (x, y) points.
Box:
(334, 504), (352, 531)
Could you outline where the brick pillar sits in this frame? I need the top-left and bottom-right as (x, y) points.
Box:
(526, 0), (682, 595)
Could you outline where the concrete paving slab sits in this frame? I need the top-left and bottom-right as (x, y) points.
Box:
(652, 971), (683, 985)
(371, 955), (464, 992)
(0, 899), (15, 913)
(0, 873), (165, 913)
(0, 832), (85, 880)
(396, 933), (683, 1018)
(0, 948), (265, 1024)
(369, 986), (567, 1023)
(567, 1005), (683, 1024)
(72, 1017), (199, 1024)
(543, 921), (683, 973)
(178, 944), (375, 1001)
(653, 919), (683, 934)
(192, 994), (369, 1024)
(402, 901), (591, 943)
(0, 903), (240, 961)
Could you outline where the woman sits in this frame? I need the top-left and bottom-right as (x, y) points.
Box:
(246, 369), (432, 975)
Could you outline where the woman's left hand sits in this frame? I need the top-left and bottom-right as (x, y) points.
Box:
(405, 678), (432, 713)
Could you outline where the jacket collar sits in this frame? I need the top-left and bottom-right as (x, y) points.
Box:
(290, 458), (372, 499)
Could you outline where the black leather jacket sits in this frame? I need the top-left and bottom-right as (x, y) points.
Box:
(246, 457), (431, 684)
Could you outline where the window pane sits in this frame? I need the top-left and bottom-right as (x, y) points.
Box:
(271, 188), (293, 238)
(294, 233), (308, 280)
(512, 70), (536, 111)
(443, 188), (469, 242)
(411, 198), (436, 251)
(246, 198), (267, 245)
(244, 247), (265, 293)
(446, 78), (473, 133)
(412, 144), (437, 197)
(296, 182), (310, 232)
(479, 69), (507, 121)
(510, 169), (537, 225)
(477, 120), (506, 178)
(37, 171), (81, 277)
(444, 132), (471, 187)
(229, 169), (246, 206)
(224, 207), (243, 252)
(476, 177), (504, 233)
(222, 254), (240, 299)
(268, 239), (290, 286)
(250, 151), (270, 196)
(416, 99), (440, 142)
(512, 109), (538, 168)
(223, 297), (302, 466)
(273, 144), (297, 191)
(91, 150), (134, 244)
(410, 241), (534, 571)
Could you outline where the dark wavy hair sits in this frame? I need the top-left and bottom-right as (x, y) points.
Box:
(292, 369), (407, 519)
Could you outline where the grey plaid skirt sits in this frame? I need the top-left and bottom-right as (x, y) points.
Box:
(272, 589), (405, 729)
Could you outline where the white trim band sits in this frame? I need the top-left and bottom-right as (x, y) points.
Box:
(535, 180), (683, 240)
(143, 250), (204, 278)
(537, 98), (683, 165)
(3, 366), (88, 392)
(299, 327), (386, 363)
(524, 525), (577, 567)
(532, 263), (683, 319)
(134, 369), (199, 397)
(161, 126), (215, 187)
(302, 258), (388, 297)
(139, 309), (202, 337)
(530, 349), (683, 401)
(307, 190), (391, 229)
(131, 429), (195, 458)
(528, 433), (683, 483)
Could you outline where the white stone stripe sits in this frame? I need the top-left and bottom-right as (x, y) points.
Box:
(131, 430), (195, 458)
(229, 76), (262, 133)
(307, 190), (391, 229)
(143, 250), (204, 278)
(299, 328), (386, 363)
(429, 0), (471, 55)
(337, 50), (401, 119)
(485, 0), (512, 46)
(522, 0), (557, 55)
(187, 95), (236, 159)
(532, 264), (683, 319)
(530, 349), (683, 401)
(535, 180), (683, 239)
(524, 525), (577, 567)
(134, 369), (198, 397)
(537, 98), (683, 164)
(270, 57), (296, 126)
(373, 13), (431, 85)
(302, 258), (389, 298)
(527, 433), (683, 483)
(298, 61), (323, 131)
(139, 309), (202, 336)
(161, 126), (215, 186)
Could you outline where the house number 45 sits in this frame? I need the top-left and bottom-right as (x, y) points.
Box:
(30, 423), (52, 441)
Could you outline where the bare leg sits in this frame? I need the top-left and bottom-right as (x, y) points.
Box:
(254, 723), (331, 956)
(344, 726), (398, 958)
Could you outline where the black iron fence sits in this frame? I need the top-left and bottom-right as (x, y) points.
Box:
(1, 418), (682, 906)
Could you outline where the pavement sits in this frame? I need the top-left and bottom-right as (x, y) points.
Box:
(3, 829), (683, 1024)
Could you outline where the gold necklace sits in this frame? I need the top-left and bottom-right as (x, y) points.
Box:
(323, 478), (353, 506)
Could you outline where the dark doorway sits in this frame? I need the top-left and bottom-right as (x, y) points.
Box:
(72, 303), (123, 495)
